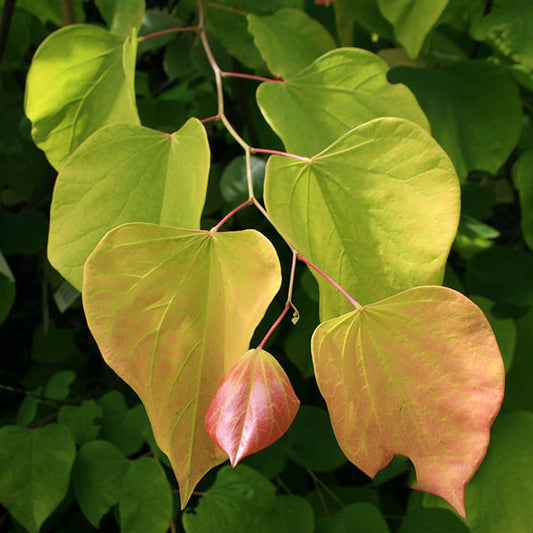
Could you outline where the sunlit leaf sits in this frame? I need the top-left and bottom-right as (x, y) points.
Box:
(311, 286), (504, 517)
(25, 24), (139, 170)
(0, 425), (76, 533)
(377, 0), (449, 59)
(265, 117), (460, 319)
(248, 8), (336, 79)
(206, 349), (299, 466)
(48, 119), (209, 290)
(389, 61), (522, 179)
(257, 48), (429, 157)
(83, 223), (281, 507)
(470, 0), (533, 70)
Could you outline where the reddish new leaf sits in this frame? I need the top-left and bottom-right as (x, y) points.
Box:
(311, 286), (504, 517)
(206, 349), (299, 466)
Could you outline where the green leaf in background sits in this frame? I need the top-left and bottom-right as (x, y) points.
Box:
(265, 117), (459, 319)
(25, 24), (139, 170)
(316, 502), (390, 533)
(43, 370), (76, 400)
(470, 296), (516, 372)
(464, 412), (533, 532)
(465, 245), (533, 307)
(48, 119), (209, 290)
(72, 440), (130, 528)
(9, 0), (85, 26)
(248, 8), (336, 79)
(220, 155), (265, 207)
(389, 61), (522, 179)
(0, 209), (48, 255)
(470, 0), (533, 70)
(137, 9), (183, 54)
(399, 493), (469, 533)
(0, 8), (31, 73)
(241, 435), (288, 478)
(287, 405), (347, 471)
(453, 214), (500, 260)
(339, 0), (394, 40)
(0, 272), (15, 325)
(183, 465), (313, 533)
(0, 424), (76, 533)
(515, 148), (533, 249)
(504, 308), (533, 412)
(306, 486), (380, 519)
(424, 412), (533, 533)
(96, 0), (145, 37)
(257, 48), (429, 157)
(58, 400), (103, 446)
(119, 457), (173, 533)
(377, 0), (449, 59)
(31, 319), (77, 364)
(97, 392), (148, 456)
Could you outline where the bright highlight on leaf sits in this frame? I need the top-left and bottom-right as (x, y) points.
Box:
(257, 47), (429, 157)
(83, 223), (282, 508)
(48, 119), (210, 290)
(25, 24), (139, 170)
(265, 117), (460, 320)
(205, 349), (300, 467)
(311, 286), (505, 517)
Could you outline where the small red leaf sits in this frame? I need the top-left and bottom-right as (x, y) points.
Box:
(205, 349), (300, 466)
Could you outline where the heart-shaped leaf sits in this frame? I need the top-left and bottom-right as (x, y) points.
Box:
(247, 8), (336, 79)
(25, 24), (139, 170)
(83, 223), (282, 507)
(265, 117), (460, 320)
(205, 348), (300, 466)
(48, 118), (209, 290)
(377, 0), (449, 59)
(257, 48), (429, 157)
(311, 285), (505, 517)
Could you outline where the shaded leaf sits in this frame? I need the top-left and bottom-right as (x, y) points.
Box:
(220, 155), (265, 206)
(389, 61), (522, 179)
(48, 119), (209, 289)
(311, 286), (504, 516)
(470, 0), (533, 70)
(83, 224), (281, 507)
(307, 486), (380, 519)
(119, 457), (173, 533)
(31, 319), (77, 364)
(241, 435), (289, 478)
(182, 464), (278, 533)
(272, 494), (314, 532)
(377, 0), (449, 58)
(58, 400), (103, 446)
(316, 502), (390, 533)
(25, 24), (139, 170)
(515, 148), (533, 249)
(43, 370), (76, 400)
(287, 405), (347, 471)
(206, 349), (300, 466)
(13, 0), (85, 26)
(0, 425), (76, 533)
(97, 392), (148, 456)
(0, 272), (15, 325)
(465, 245), (533, 307)
(265, 117), (459, 319)
(257, 48), (429, 157)
(137, 9), (183, 54)
(96, 0), (145, 37)
(248, 8), (336, 79)
(72, 440), (130, 528)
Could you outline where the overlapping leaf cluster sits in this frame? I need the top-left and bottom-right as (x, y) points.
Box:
(1, 0), (531, 531)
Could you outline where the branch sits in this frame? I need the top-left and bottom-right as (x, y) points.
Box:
(61, 0), (75, 25)
(138, 26), (199, 41)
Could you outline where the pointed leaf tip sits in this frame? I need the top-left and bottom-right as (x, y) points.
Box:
(205, 349), (300, 466)
(311, 286), (505, 518)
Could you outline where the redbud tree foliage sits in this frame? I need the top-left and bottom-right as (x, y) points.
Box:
(1, 0), (532, 531)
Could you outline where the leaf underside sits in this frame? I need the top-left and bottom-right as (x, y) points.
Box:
(83, 223), (282, 507)
(312, 285), (505, 517)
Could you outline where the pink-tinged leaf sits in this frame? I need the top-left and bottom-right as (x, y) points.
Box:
(83, 223), (281, 508)
(311, 286), (504, 518)
(206, 349), (300, 466)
